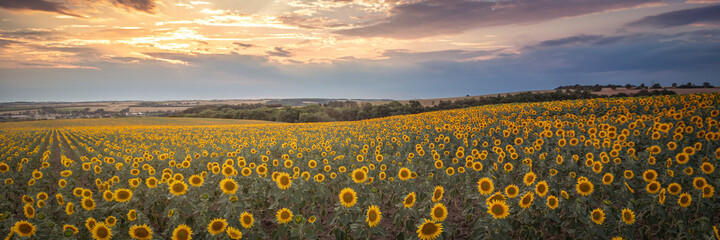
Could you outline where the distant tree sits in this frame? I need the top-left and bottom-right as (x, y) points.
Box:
(703, 82), (713, 88)
(652, 83), (661, 89)
(672, 83), (677, 88)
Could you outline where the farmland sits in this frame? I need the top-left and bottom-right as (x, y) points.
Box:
(1, 93), (719, 240)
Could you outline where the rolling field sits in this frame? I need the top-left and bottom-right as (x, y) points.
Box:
(1, 94), (719, 239)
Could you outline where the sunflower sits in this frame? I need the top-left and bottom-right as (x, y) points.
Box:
(546, 195), (559, 209)
(226, 226), (242, 240)
(523, 172), (536, 186)
(351, 169), (367, 183)
(172, 224), (193, 240)
(65, 202), (75, 215)
(535, 181), (548, 197)
(624, 170), (634, 179)
(430, 203), (448, 222)
(659, 188), (666, 205)
(23, 203), (35, 219)
(477, 178), (494, 195)
(621, 208), (635, 224)
(642, 169), (657, 182)
(576, 180), (594, 197)
(693, 177), (707, 190)
(82, 197), (96, 211)
(207, 218), (227, 235)
(417, 218), (443, 240)
(487, 200), (510, 219)
(115, 188), (132, 203)
(128, 209), (137, 221)
(667, 183), (682, 195)
(678, 193), (692, 207)
(432, 186), (444, 202)
(13, 220), (36, 237)
(590, 208), (605, 224)
(602, 173), (614, 185)
(397, 167), (411, 181)
(129, 224), (153, 240)
(276, 172), (292, 190)
(339, 188), (357, 208)
(276, 208), (293, 224)
(240, 212), (254, 229)
(505, 185), (520, 198)
(167, 180), (188, 196)
(519, 192), (534, 209)
(146, 177), (158, 188)
(366, 205), (382, 227)
(63, 224), (79, 235)
(701, 162), (715, 174)
(219, 178), (238, 195)
(189, 175), (204, 187)
(703, 185), (715, 198)
(646, 181), (661, 194)
(403, 192), (416, 208)
(103, 190), (114, 202)
(105, 216), (117, 227)
(91, 222), (113, 240)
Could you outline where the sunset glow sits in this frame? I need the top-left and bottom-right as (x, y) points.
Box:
(1, 0), (719, 101)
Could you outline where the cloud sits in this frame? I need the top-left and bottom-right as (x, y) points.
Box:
(0, 0), (82, 17)
(277, 14), (348, 29)
(626, 4), (720, 28)
(113, 0), (158, 13)
(233, 42), (255, 49)
(533, 35), (626, 48)
(380, 49), (497, 62)
(266, 47), (293, 57)
(335, 0), (660, 39)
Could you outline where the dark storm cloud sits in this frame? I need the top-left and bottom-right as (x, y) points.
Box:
(266, 47), (293, 57)
(0, 0), (82, 17)
(627, 4), (720, 28)
(335, 0), (660, 39)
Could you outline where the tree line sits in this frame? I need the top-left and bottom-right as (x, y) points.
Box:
(171, 89), (676, 123)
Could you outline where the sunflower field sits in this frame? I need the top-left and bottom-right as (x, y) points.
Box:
(1, 93), (720, 240)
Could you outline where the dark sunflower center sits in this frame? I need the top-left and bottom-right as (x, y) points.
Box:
(400, 171), (408, 178)
(355, 172), (364, 180)
(369, 211), (377, 221)
(19, 224), (31, 233)
(342, 193), (353, 203)
(593, 212), (601, 220)
(118, 191), (129, 199)
(405, 196), (414, 205)
(481, 182), (490, 190)
(224, 181), (235, 191)
(538, 185), (546, 193)
(243, 216), (252, 224)
(97, 227), (108, 238)
(281, 211), (290, 219)
(421, 223), (438, 235)
(522, 196), (531, 204)
(177, 229), (189, 240)
(212, 222), (224, 231)
(580, 183), (590, 192)
(508, 188), (516, 195)
(434, 208), (443, 217)
(433, 191), (441, 199)
(280, 177), (289, 185)
(492, 205), (504, 215)
(134, 228), (149, 237)
(173, 183), (184, 192)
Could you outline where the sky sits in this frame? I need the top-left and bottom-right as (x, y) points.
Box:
(0, 0), (719, 102)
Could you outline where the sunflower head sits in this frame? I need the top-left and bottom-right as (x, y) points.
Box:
(403, 192), (416, 208)
(351, 169), (367, 183)
(129, 224), (153, 240)
(207, 218), (228, 235)
(621, 208), (636, 224)
(546, 195), (559, 209)
(477, 177), (494, 195)
(591, 208), (605, 225)
(416, 218), (443, 240)
(430, 203), (448, 222)
(366, 205), (382, 227)
(339, 188), (357, 208)
(220, 178), (238, 195)
(487, 200), (510, 219)
(535, 181), (548, 197)
(172, 224), (193, 240)
(276, 208), (293, 224)
(226, 226), (242, 240)
(576, 180), (594, 197)
(13, 220), (36, 237)
(169, 181), (188, 196)
(240, 212), (254, 229)
(678, 193), (692, 208)
(519, 192), (534, 209)
(276, 172), (292, 190)
(91, 222), (113, 240)
(432, 186), (444, 202)
(523, 172), (536, 186)
(505, 185), (519, 198)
